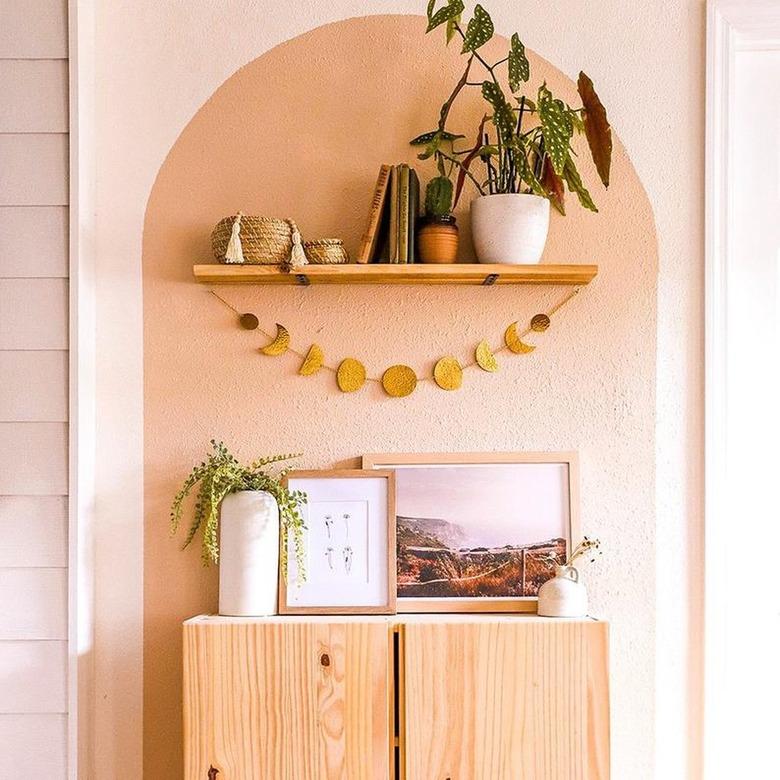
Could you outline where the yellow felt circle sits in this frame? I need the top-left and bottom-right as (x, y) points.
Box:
(475, 340), (499, 372)
(504, 322), (536, 354)
(531, 313), (551, 332)
(260, 323), (290, 355)
(433, 356), (463, 390)
(337, 358), (366, 392)
(299, 343), (324, 376)
(381, 364), (417, 397)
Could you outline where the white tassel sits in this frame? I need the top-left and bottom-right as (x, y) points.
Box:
(287, 220), (308, 269)
(225, 212), (244, 264)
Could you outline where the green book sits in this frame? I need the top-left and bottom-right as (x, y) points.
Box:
(388, 166), (399, 263)
(408, 168), (420, 263)
(398, 165), (410, 264)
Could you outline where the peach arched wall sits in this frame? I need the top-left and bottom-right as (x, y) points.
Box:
(143, 15), (657, 777)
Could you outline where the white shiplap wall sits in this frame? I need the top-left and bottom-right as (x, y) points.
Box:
(0, 1), (69, 776)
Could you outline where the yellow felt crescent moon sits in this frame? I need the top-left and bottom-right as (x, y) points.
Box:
(337, 358), (366, 392)
(504, 322), (536, 354)
(382, 364), (417, 397)
(299, 343), (324, 376)
(260, 323), (290, 356)
(475, 340), (499, 372)
(434, 356), (463, 390)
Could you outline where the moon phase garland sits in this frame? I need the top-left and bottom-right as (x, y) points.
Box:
(207, 286), (583, 397)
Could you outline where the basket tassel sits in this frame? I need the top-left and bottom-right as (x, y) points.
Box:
(224, 212), (245, 264)
(282, 220), (308, 271)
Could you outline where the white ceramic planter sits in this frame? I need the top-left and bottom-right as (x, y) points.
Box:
(218, 490), (280, 617)
(537, 565), (588, 618)
(470, 193), (550, 264)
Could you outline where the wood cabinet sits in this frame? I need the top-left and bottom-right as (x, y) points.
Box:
(183, 615), (609, 780)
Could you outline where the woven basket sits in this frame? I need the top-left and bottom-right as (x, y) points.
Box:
(303, 239), (350, 265)
(211, 215), (303, 265)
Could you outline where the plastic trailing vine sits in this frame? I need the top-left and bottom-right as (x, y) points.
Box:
(170, 440), (307, 581)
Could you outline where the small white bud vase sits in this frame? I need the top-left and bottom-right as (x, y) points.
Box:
(218, 490), (280, 616)
(470, 193), (550, 264)
(537, 565), (589, 618)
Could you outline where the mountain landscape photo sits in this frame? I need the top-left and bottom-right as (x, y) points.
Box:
(397, 515), (566, 598)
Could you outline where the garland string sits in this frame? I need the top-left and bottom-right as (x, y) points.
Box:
(207, 285), (583, 386)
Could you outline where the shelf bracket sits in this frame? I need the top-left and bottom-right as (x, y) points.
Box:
(295, 274), (311, 286)
(482, 274), (499, 286)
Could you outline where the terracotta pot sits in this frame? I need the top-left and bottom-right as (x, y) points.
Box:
(417, 216), (459, 263)
(471, 193), (550, 264)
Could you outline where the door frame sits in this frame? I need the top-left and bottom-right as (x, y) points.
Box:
(68, 0), (96, 776)
(704, 2), (780, 776)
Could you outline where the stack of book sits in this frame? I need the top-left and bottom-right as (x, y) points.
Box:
(357, 164), (420, 263)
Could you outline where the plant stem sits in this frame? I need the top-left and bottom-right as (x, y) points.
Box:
(438, 150), (486, 195)
(437, 56), (473, 133)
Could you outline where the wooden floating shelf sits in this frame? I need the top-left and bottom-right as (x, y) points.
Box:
(193, 263), (598, 286)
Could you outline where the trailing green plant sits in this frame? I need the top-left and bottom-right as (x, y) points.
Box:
(410, 1), (613, 214)
(169, 440), (307, 580)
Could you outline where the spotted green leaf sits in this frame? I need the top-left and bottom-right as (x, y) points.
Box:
(508, 34), (530, 92)
(481, 81), (515, 144)
(410, 129), (465, 145)
(427, 0), (465, 33)
(513, 143), (544, 196)
(538, 83), (573, 175)
(563, 157), (598, 212)
(461, 4), (493, 53)
(445, 0), (462, 43)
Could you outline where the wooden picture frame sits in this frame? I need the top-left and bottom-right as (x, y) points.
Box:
(362, 452), (579, 614)
(278, 470), (396, 615)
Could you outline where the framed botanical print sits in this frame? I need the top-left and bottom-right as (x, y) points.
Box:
(278, 470), (396, 614)
(362, 453), (578, 613)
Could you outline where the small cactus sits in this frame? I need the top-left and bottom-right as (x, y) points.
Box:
(424, 175), (454, 218)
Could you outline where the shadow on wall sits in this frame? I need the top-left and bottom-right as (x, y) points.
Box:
(142, 14), (658, 779)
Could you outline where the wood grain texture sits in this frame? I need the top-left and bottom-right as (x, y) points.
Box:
(183, 620), (391, 780)
(402, 620), (610, 780)
(192, 263), (598, 286)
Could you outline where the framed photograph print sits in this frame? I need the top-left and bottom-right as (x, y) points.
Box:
(361, 453), (579, 614)
(278, 470), (396, 614)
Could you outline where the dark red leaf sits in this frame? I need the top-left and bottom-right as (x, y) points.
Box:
(453, 114), (488, 208)
(577, 71), (612, 188)
(541, 156), (565, 215)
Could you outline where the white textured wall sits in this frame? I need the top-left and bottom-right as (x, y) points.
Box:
(93, 1), (705, 777)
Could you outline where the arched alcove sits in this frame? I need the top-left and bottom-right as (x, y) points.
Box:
(142, 15), (657, 777)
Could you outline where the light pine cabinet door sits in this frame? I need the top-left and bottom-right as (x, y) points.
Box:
(183, 620), (391, 779)
(402, 620), (610, 780)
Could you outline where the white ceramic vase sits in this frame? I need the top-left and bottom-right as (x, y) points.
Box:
(218, 490), (280, 617)
(470, 193), (550, 264)
(537, 565), (588, 618)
